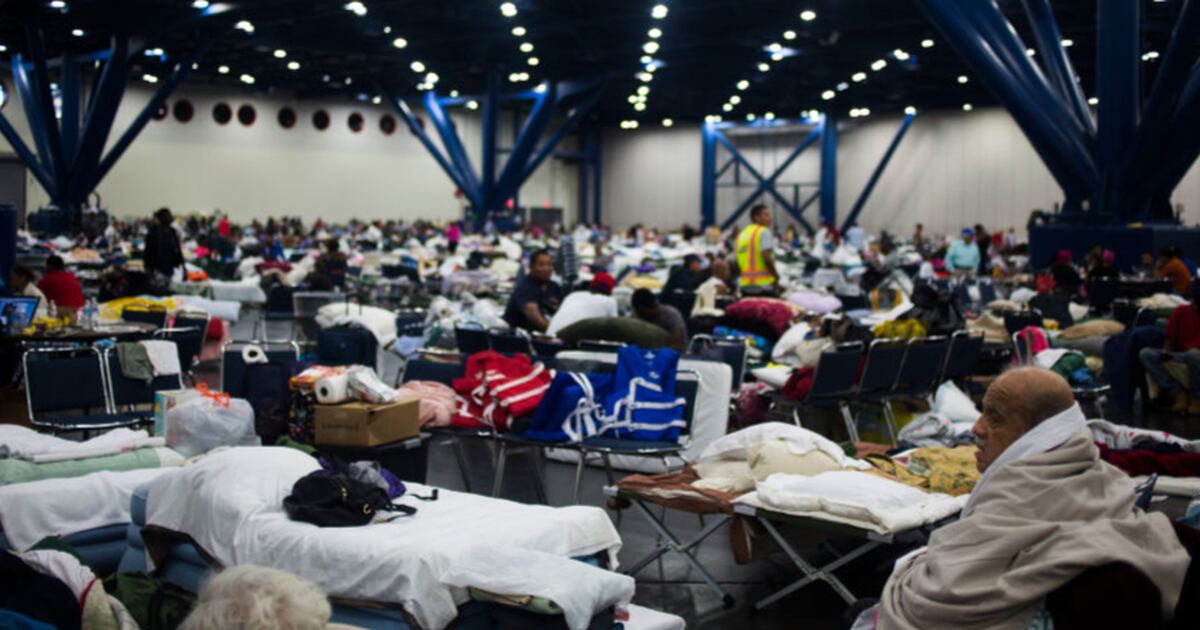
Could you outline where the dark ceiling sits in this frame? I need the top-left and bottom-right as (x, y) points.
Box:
(0, 0), (1189, 125)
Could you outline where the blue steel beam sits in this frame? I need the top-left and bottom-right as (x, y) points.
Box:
(60, 52), (82, 165)
(11, 56), (56, 190)
(494, 82), (557, 204)
(819, 112), (837, 227)
(713, 131), (811, 233)
(592, 126), (603, 224)
(68, 37), (129, 205)
(1021, 0), (1095, 137)
(424, 90), (482, 209)
(520, 85), (604, 182)
(1095, 0), (1141, 192)
(480, 73), (501, 211)
(715, 156), (736, 179)
(1149, 68), (1200, 199)
(797, 189), (821, 215)
(841, 113), (916, 232)
(912, 0), (1095, 200)
(384, 90), (473, 197)
(0, 113), (55, 194)
(91, 41), (212, 192)
(24, 30), (69, 188)
(718, 126), (821, 230)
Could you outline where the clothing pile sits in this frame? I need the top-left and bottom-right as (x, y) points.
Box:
(720, 298), (799, 342)
(452, 351), (553, 431)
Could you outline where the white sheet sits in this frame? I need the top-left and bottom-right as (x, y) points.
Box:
(738, 471), (967, 535)
(176, 295), (242, 322)
(0, 467), (173, 550)
(0, 426), (163, 463)
(145, 447), (624, 630)
(315, 303), (398, 347)
(546, 351), (732, 473)
(207, 279), (267, 304)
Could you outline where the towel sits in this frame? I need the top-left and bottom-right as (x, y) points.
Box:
(117, 342), (154, 384)
(139, 340), (181, 376)
(0, 425), (163, 463)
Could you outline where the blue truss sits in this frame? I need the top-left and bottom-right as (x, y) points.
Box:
(914, 0), (1200, 223)
(0, 30), (210, 217)
(383, 76), (606, 225)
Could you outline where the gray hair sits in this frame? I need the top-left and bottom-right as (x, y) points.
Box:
(179, 565), (332, 630)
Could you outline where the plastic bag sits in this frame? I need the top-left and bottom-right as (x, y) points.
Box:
(346, 366), (399, 404)
(932, 381), (980, 423)
(165, 388), (260, 457)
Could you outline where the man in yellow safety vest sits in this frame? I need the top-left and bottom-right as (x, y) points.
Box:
(735, 204), (779, 295)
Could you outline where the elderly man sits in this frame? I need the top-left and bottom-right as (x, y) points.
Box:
(877, 367), (1190, 629)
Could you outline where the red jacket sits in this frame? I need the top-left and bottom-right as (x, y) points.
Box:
(452, 351), (552, 431)
(37, 270), (85, 310)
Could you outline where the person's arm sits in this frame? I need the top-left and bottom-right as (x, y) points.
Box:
(1165, 310), (1179, 352)
(522, 302), (550, 332)
(762, 249), (779, 284)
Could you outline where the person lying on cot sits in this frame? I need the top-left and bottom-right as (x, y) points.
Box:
(869, 367), (1193, 629)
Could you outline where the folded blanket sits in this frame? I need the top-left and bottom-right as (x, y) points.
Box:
(0, 426), (163, 463)
(0, 447), (182, 485)
(396, 381), (456, 427)
(140, 340), (181, 376)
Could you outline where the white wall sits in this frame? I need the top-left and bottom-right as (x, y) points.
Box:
(602, 108), (1200, 239)
(2, 85), (581, 223)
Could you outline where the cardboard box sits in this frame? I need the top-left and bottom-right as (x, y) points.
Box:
(154, 389), (190, 438)
(314, 398), (421, 447)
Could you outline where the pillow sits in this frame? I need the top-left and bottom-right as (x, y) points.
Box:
(747, 440), (843, 480)
(556, 317), (670, 349)
(1058, 319), (1125, 340)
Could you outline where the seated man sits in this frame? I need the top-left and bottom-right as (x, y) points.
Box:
(503, 249), (563, 333)
(661, 254), (707, 296)
(631, 288), (687, 352)
(877, 367), (1189, 629)
(36, 255), (84, 318)
(1140, 279), (1200, 415)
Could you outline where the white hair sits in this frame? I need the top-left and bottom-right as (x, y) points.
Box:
(179, 565), (332, 630)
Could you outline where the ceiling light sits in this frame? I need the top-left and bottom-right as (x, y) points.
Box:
(142, 74), (158, 84)
(287, 61), (300, 70)
(527, 57), (539, 66)
(372, 96), (382, 105)
(217, 65), (230, 74)
(235, 20), (254, 33)
(512, 26), (526, 36)
(634, 102), (646, 111)
(836, 82), (849, 91)
(957, 75), (968, 84)
(962, 103), (973, 111)
(627, 95), (639, 104)
(144, 47), (164, 56)
(871, 59), (887, 71)
(638, 72), (653, 82)
(648, 28), (662, 38)
(344, 1), (367, 17)
(736, 80), (750, 90)
(893, 49), (910, 61)
(904, 106), (917, 115)
(640, 55), (652, 64)
(1087, 97), (1098, 105)
(646, 62), (658, 72)
(746, 113), (756, 121)
(71, 29), (85, 37)
(1142, 51), (1160, 61)
(424, 72), (439, 83)
(410, 60), (426, 72)
(729, 95), (742, 104)
(859, 107), (870, 117)
(273, 49), (286, 58)
(417, 82), (431, 90)
(637, 85), (650, 96)
(849, 108), (860, 118)
(784, 30), (797, 40)
(1026, 48), (1036, 56)
(651, 4), (668, 19)
(240, 73), (255, 85)
(500, 2), (518, 17)
(344, 77), (353, 85)
(758, 62), (770, 72)
(851, 72), (867, 82)
(0, 45), (6, 52)
(1061, 39), (1074, 47)
(662, 118), (673, 127)
(764, 112), (775, 120)
(770, 51), (783, 61)
(383, 26), (391, 34)
(466, 100), (480, 110)
(821, 90), (835, 100)
(448, 90), (458, 97)
(392, 37), (408, 49)
(768, 43), (782, 53)
(49, 0), (66, 8)
(722, 103), (733, 112)
(192, 0), (209, 8)
(921, 39), (934, 48)
(520, 42), (534, 53)
(800, 9), (816, 21)
(643, 41), (660, 54)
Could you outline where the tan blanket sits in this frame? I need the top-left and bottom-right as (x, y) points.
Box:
(879, 432), (1189, 629)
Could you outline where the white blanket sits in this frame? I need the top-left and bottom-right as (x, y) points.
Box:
(315, 302), (398, 347)
(0, 467), (173, 550)
(145, 447), (624, 630)
(0, 426), (164, 464)
(207, 279), (267, 304)
(739, 471), (967, 535)
(140, 340), (181, 376)
(176, 295), (242, 322)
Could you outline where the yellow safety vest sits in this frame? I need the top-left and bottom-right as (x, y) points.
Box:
(736, 224), (775, 287)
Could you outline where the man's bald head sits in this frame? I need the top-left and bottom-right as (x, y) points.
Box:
(971, 367), (1076, 472)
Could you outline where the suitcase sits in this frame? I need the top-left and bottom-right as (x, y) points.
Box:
(316, 325), (377, 367)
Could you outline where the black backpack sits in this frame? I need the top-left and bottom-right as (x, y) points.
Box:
(283, 472), (414, 527)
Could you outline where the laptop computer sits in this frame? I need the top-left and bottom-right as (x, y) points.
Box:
(0, 296), (40, 330)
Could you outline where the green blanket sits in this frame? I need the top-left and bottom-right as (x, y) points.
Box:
(0, 448), (167, 485)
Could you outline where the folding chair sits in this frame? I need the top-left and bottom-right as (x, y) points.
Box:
(662, 289), (696, 321)
(488, 328), (533, 355)
(940, 330), (984, 386)
(577, 339), (625, 353)
(952, 282), (974, 310)
(219, 340), (301, 399)
(890, 336), (950, 407)
(455, 325), (491, 355)
(174, 312), (211, 339)
(22, 347), (144, 435)
(292, 291), (345, 343)
(687, 335), (748, 391)
(394, 308), (427, 339)
(254, 285), (296, 341)
(773, 342), (864, 442)
(977, 280), (998, 305)
(121, 304), (168, 329)
(1013, 330), (1110, 418)
(834, 293), (870, 312)
(531, 335), (565, 360)
(102, 347), (184, 421)
(401, 358), (491, 493)
(853, 339), (909, 445)
(153, 327), (204, 385)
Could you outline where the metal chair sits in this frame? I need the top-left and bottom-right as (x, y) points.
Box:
(488, 328), (534, 355)
(940, 330), (984, 385)
(402, 358), (491, 493)
(22, 347), (144, 435)
(292, 291), (345, 343)
(774, 342), (864, 442)
(531, 335), (566, 360)
(174, 311), (211, 338)
(121, 304), (168, 329)
(687, 334), (749, 391)
(219, 340), (301, 399)
(977, 280), (998, 305)
(254, 285), (297, 341)
(891, 336), (950, 406)
(102, 347), (184, 419)
(153, 327), (205, 384)
(853, 339), (909, 445)
(454, 325), (491, 355)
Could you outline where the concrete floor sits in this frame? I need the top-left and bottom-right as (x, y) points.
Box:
(219, 312), (1200, 630)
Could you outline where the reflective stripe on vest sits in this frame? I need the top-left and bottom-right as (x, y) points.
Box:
(736, 225), (774, 286)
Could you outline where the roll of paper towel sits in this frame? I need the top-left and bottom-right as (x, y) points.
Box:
(242, 344), (268, 365)
(315, 374), (351, 404)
